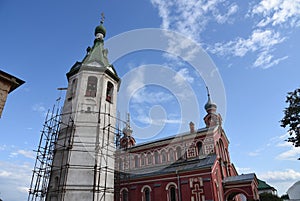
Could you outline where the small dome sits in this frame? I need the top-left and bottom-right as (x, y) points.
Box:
(205, 98), (217, 111)
(94, 23), (106, 38)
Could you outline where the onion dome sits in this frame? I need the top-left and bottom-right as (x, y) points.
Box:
(94, 23), (106, 38)
(205, 87), (217, 113)
(95, 13), (106, 38)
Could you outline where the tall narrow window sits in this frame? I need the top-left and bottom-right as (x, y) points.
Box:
(141, 154), (145, 166)
(122, 189), (128, 201)
(85, 76), (97, 97)
(169, 186), (177, 201)
(134, 155), (139, 168)
(147, 153), (152, 165)
(176, 146), (182, 160)
(144, 188), (151, 201)
(169, 148), (175, 162)
(106, 81), (114, 103)
(68, 78), (77, 100)
(154, 151), (159, 164)
(197, 141), (203, 156)
(161, 150), (167, 163)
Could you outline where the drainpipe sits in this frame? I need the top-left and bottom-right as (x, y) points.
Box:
(176, 170), (182, 201)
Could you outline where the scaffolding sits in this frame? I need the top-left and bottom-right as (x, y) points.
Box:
(28, 101), (62, 201)
(28, 98), (129, 201)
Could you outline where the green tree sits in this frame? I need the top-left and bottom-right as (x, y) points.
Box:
(280, 194), (289, 200)
(259, 192), (282, 201)
(280, 88), (300, 160)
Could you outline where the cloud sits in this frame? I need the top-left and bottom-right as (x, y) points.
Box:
(251, 0), (300, 28)
(208, 29), (286, 68)
(0, 161), (32, 200)
(258, 169), (300, 182)
(9, 149), (35, 159)
(173, 68), (194, 86)
(131, 88), (174, 104)
(150, 0), (240, 60)
(276, 146), (300, 160)
(32, 103), (46, 113)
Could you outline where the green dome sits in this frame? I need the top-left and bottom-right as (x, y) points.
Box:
(95, 23), (106, 37)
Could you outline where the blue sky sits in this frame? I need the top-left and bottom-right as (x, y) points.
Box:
(0, 0), (300, 200)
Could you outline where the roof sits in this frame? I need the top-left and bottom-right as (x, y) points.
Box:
(121, 126), (218, 152)
(120, 154), (217, 180)
(0, 70), (25, 93)
(223, 173), (256, 184)
(258, 179), (276, 191)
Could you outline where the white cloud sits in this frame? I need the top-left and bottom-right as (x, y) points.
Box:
(258, 169), (300, 182)
(18, 150), (35, 159)
(209, 29), (286, 68)
(173, 68), (194, 86)
(0, 170), (13, 177)
(32, 103), (46, 113)
(252, 0), (300, 28)
(0, 161), (32, 200)
(131, 88), (173, 104)
(276, 146), (300, 160)
(150, 0), (239, 60)
(9, 149), (35, 159)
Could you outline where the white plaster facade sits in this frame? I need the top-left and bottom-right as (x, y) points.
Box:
(46, 31), (120, 201)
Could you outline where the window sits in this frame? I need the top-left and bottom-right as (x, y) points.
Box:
(169, 148), (175, 162)
(85, 76), (97, 97)
(161, 150), (167, 163)
(197, 141), (203, 156)
(141, 154), (146, 166)
(144, 188), (151, 201)
(147, 153), (152, 165)
(122, 189), (128, 201)
(68, 78), (77, 100)
(176, 147), (182, 160)
(119, 159), (123, 170)
(154, 151), (159, 164)
(134, 155), (139, 168)
(169, 186), (177, 201)
(106, 81), (114, 103)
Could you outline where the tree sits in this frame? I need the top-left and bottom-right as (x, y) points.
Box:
(259, 192), (282, 201)
(280, 194), (289, 200)
(280, 88), (300, 160)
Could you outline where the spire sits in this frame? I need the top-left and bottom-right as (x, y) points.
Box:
(120, 113), (136, 149)
(95, 12), (106, 38)
(67, 13), (119, 80)
(123, 113), (133, 137)
(204, 86), (217, 113)
(203, 86), (222, 127)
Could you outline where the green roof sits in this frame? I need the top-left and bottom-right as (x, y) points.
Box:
(258, 179), (276, 190)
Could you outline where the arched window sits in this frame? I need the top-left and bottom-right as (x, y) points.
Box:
(144, 188), (151, 201)
(169, 186), (177, 201)
(85, 76), (97, 97)
(169, 148), (175, 162)
(68, 78), (77, 100)
(154, 151), (159, 164)
(147, 153), (152, 165)
(134, 155), (139, 168)
(119, 159), (123, 170)
(176, 146), (182, 160)
(161, 150), (167, 163)
(121, 189), (128, 201)
(197, 141), (203, 156)
(106, 81), (114, 103)
(141, 154), (146, 166)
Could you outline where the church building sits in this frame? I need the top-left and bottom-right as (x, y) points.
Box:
(115, 93), (259, 201)
(30, 16), (259, 201)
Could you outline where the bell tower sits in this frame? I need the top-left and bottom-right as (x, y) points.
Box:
(46, 15), (120, 201)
